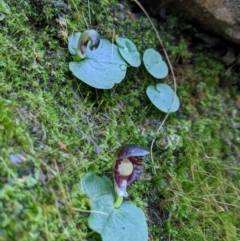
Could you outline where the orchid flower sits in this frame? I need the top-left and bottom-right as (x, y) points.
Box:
(76, 29), (100, 59)
(113, 144), (149, 208)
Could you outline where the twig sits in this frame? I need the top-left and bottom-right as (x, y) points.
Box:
(61, 107), (100, 152)
(133, 0), (178, 163)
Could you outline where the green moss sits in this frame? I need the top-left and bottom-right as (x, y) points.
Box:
(0, 0), (239, 240)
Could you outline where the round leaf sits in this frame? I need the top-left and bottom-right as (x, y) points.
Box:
(146, 83), (180, 113)
(69, 39), (127, 89)
(81, 173), (148, 241)
(143, 48), (168, 79)
(116, 36), (141, 67)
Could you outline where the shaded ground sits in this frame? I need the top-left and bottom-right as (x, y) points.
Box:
(0, 0), (240, 240)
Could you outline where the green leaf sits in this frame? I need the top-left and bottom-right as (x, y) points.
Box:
(146, 83), (180, 113)
(68, 33), (81, 55)
(81, 173), (148, 241)
(0, 13), (5, 21)
(69, 38), (127, 89)
(143, 48), (168, 79)
(81, 172), (114, 199)
(116, 37), (141, 67)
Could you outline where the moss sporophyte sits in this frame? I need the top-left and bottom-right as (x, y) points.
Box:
(81, 145), (149, 241)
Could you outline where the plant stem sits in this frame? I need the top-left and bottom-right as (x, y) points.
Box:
(73, 55), (82, 62)
(114, 194), (123, 208)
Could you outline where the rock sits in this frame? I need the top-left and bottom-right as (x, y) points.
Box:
(222, 47), (236, 65)
(138, 0), (240, 45)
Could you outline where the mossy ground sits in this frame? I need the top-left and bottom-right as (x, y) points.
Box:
(0, 0), (240, 240)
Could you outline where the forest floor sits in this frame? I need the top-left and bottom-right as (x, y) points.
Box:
(0, 0), (240, 240)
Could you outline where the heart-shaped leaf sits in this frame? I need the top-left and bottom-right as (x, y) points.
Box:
(68, 34), (127, 89)
(116, 36), (141, 67)
(146, 83), (180, 113)
(80, 172), (148, 241)
(143, 48), (168, 79)
(81, 172), (114, 199)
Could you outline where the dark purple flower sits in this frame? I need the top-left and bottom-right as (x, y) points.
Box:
(113, 144), (149, 197)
